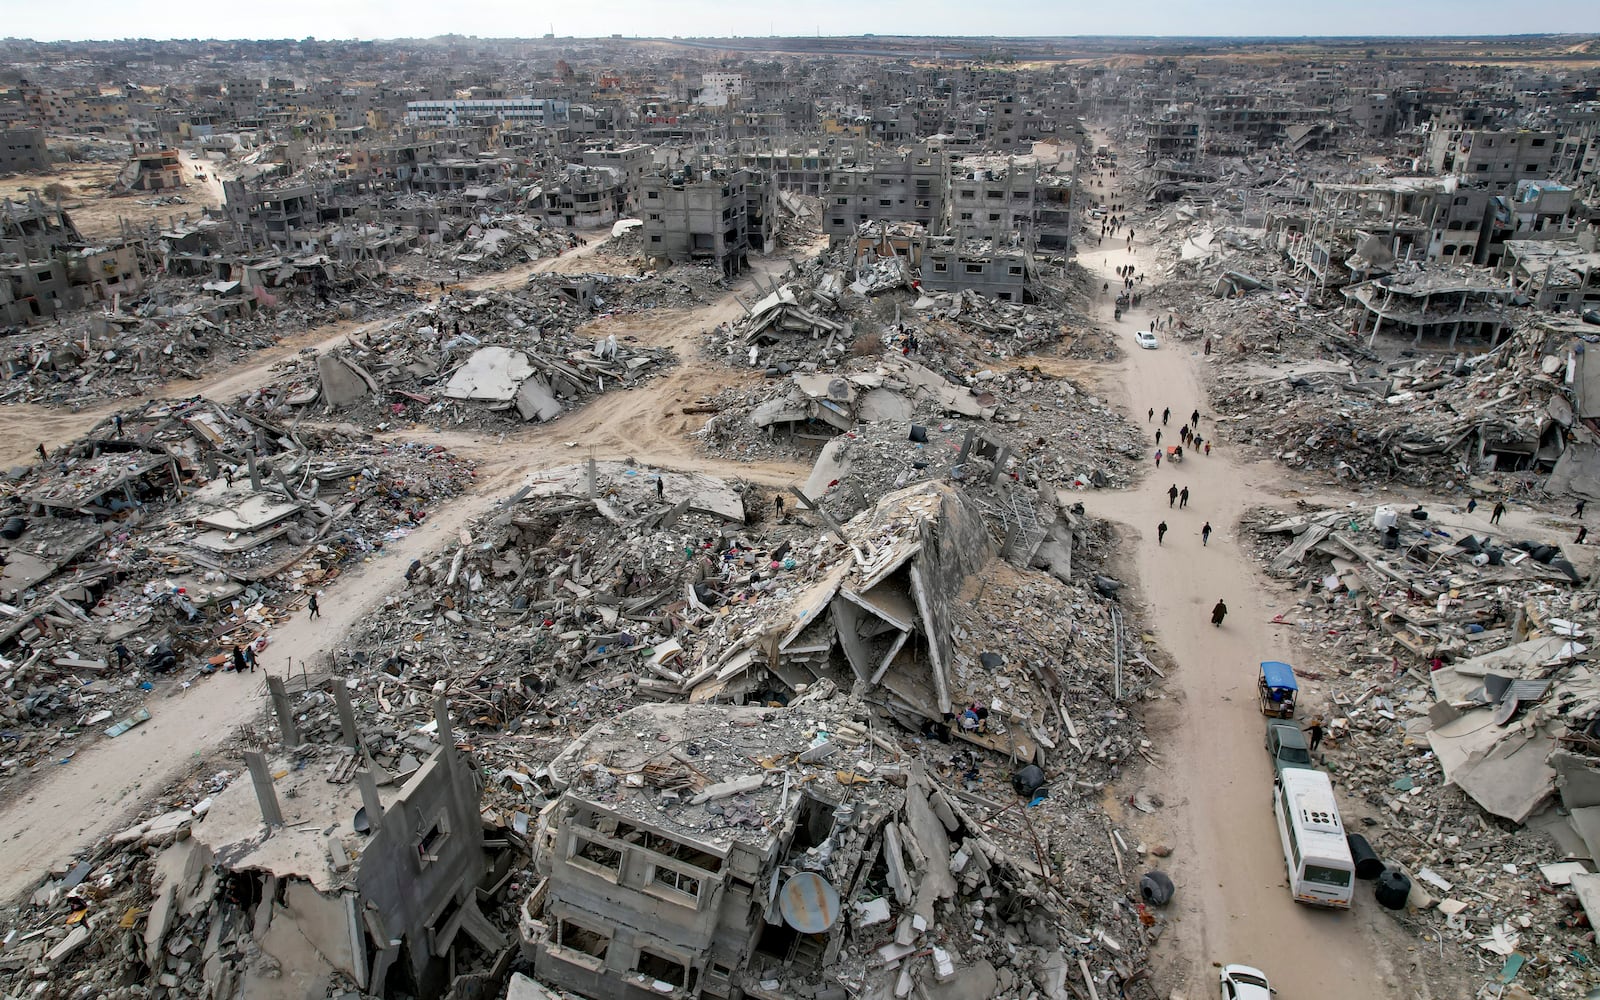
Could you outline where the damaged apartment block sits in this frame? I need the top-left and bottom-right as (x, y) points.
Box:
(133, 692), (514, 998)
(639, 162), (777, 278)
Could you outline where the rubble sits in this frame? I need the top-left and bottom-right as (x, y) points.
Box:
(1249, 501), (1600, 997)
(0, 397), (474, 786)
(236, 283), (677, 430)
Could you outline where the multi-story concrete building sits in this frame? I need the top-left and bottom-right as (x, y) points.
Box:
(542, 165), (629, 229)
(638, 164), (774, 277)
(406, 98), (569, 127)
(822, 144), (948, 243)
(0, 128), (47, 174)
(1428, 127), (1558, 188)
(520, 701), (901, 1000)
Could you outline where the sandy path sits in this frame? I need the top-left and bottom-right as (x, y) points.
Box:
(1077, 144), (1413, 997)
(0, 250), (814, 901)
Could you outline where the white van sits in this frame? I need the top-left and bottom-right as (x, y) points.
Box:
(1273, 768), (1355, 908)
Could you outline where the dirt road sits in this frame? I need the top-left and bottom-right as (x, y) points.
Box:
(1079, 150), (1415, 996)
(0, 251), (814, 902)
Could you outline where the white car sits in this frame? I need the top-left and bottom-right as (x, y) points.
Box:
(1134, 331), (1159, 350)
(1219, 964), (1275, 1000)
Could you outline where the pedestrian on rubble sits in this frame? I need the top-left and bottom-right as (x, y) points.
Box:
(224, 467), (234, 488)
(1467, 498), (1478, 515)
(36, 443), (46, 462)
(1191, 409), (1201, 428)
(113, 641), (132, 668)
(1576, 499), (1588, 519)
(1168, 484), (1179, 507)
(1203, 337), (1212, 356)
(1179, 486), (1190, 509)
(1491, 500), (1507, 525)
(656, 476), (665, 499)
(1202, 521), (1213, 546)
(308, 593), (321, 619)
(1162, 407), (1170, 425)
(1211, 599), (1228, 627)
(1579, 526), (1590, 545)
(775, 494), (785, 519)
(1306, 717), (1325, 752)
(113, 414), (124, 438)
(231, 644), (248, 673)
(1157, 520), (1168, 545)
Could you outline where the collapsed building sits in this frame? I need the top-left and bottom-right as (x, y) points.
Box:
(0, 396), (474, 776)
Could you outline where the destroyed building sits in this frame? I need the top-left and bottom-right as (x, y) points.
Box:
(639, 164), (776, 277)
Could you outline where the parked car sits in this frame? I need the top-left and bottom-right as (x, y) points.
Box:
(1264, 719), (1314, 777)
(1134, 330), (1158, 350)
(1219, 964), (1275, 1000)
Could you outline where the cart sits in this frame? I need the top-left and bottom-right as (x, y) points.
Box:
(1258, 660), (1298, 718)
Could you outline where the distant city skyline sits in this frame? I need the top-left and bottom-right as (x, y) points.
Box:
(8, 1), (1600, 44)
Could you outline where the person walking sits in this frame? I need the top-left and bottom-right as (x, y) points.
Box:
(1179, 486), (1190, 509)
(1201, 521), (1212, 546)
(775, 494), (785, 519)
(1154, 450), (1162, 468)
(1466, 498), (1478, 515)
(1191, 409), (1200, 428)
(1576, 499), (1588, 519)
(1155, 428), (1162, 446)
(1204, 442), (1212, 457)
(36, 443), (47, 462)
(308, 593), (321, 619)
(1579, 526), (1589, 545)
(1211, 599), (1228, 627)
(1203, 337), (1212, 356)
(113, 641), (132, 669)
(1147, 406), (1154, 422)
(231, 644), (248, 673)
(1157, 520), (1168, 545)
(1491, 500), (1506, 525)
(656, 476), (665, 500)
(1168, 484), (1179, 507)
(1161, 407), (1170, 426)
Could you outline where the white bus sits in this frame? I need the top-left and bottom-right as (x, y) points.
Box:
(1273, 768), (1355, 908)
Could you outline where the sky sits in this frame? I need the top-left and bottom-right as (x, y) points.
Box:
(6, 0), (1600, 43)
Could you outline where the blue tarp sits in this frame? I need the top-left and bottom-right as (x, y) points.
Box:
(1260, 661), (1299, 692)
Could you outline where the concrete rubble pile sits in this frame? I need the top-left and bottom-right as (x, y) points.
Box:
(710, 251), (1093, 376)
(274, 462), (1159, 999)
(1202, 318), (1578, 486)
(1249, 502), (1600, 997)
(520, 694), (1159, 1000)
(0, 695), (524, 999)
(0, 396), (474, 784)
(239, 285), (676, 429)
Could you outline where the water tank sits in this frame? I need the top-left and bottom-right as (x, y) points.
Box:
(1375, 868), (1411, 910)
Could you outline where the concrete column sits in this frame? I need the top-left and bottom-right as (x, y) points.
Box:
(333, 683), (360, 748)
(958, 429), (975, 464)
(245, 750), (284, 827)
(586, 458), (596, 499)
(266, 675), (301, 748)
(433, 693), (454, 752)
(357, 769), (383, 833)
(247, 450), (262, 492)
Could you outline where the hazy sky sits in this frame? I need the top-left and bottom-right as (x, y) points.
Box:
(8, 0), (1600, 42)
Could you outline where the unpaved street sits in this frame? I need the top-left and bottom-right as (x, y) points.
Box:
(1077, 149), (1415, 997)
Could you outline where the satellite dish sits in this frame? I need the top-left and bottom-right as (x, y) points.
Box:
(778, 871), (840, 933)
(1492, 696), (1520, 727)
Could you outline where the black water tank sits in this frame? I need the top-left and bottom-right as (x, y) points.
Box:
(1139, 870), (1175, 906)
(1011, 764), (1046, 798)
(0, 516), (24, 540)
(1346, 833), (1383, 881)
(1375, 868), (1411, 910)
